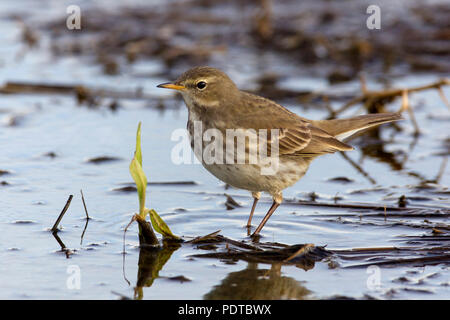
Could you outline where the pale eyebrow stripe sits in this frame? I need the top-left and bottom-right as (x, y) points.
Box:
(195, 76), (215, 83)
(186, 76), (215, 87)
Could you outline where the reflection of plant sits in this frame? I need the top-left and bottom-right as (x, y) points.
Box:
(128, 122), (179, 245)
(134, 242), (181, 300)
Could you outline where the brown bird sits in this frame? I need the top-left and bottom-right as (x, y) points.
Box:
(158, 66), (402, 238)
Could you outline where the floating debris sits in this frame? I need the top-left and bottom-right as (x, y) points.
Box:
(224, 194), (241, 210)
(190, 234), (331, 269)
(166, 275), (192, 283)
(327, 176), (354, 184)
(85, 156), (122, 164)
(112, 186), (137, 193)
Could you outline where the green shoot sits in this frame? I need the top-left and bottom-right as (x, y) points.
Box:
(129, 122), (179, 241)
(129, 122), (147, 218)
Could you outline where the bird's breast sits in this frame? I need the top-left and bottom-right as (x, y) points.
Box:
(186, 110), (311, 194)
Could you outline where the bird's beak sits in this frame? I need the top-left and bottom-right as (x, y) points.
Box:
(157, 82), (185, 91)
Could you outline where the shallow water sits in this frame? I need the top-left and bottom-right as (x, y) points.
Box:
(0, 1), (449, 300)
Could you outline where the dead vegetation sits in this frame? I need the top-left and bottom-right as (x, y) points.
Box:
(34, 0), (449, 78)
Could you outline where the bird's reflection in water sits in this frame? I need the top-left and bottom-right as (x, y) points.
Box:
(204, 262), (312, 300)
(133, 241), (181, 300)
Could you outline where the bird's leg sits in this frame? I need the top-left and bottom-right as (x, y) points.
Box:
(246, 191), (261, 228)
(251, 193), (282, 237)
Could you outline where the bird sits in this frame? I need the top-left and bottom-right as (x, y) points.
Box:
(157, 66), (402, 238)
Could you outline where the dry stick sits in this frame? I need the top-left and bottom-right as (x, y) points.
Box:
(398, 90), (409, 113)
(80, 189), (90, 220)
(322, 95), (335, 116)
(0, 82), (155, 101)
(216, 235), (264, 252)
(332, 95), (365, 116)
(79, 189), (90, 245)
(296, 209), (448, 218)
(401, 90), (421, 135)
(188, 233), (264, 252)
(343, 89), (416, 175)
(334, 78), (450, 116)
(51, 195), (73, 233)
(187, 230), (222, 244)
(359, 74), (368, 94)
(339, 152), (377, 185)
(344, 254), (450, 269)
(334, 246), (399, 254)
(288, 199), (447, 212)
(406, 104), (420, 135)
(437, 86), (450, 111)
(434, 157), (448, 183)
(283, 244), (314, 263)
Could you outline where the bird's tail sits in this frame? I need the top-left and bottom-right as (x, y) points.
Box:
(311, 112), (403, 141)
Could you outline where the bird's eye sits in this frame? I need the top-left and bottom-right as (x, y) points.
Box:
(196, 81), (207, 90)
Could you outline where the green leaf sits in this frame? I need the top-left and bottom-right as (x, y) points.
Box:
(130, 158), (147, 218)
(129, 122), (178, 241)
(135, 122), (143, 167)
(129, 122), (147, 218)
(147, 208), (180, 240)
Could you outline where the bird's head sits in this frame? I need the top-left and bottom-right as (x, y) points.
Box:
(157, 66), (239, 109)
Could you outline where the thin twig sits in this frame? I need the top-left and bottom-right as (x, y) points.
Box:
(123, 215), (137, 254)
(334, 78), (449, 116)
(284, 198), (449, 213)
(0, 81), (156, 101)
(437, 86), (450, 111)
(216, 235), (264, 252)
(51, 195), (73, 232)
(399, 90), (409, 113)
(343, 255), (450, 269)
(122, 215), (137, 286)
(334, 96), (365, 116)
(322, 95), (335, 117)
(187, 230), (222, 243)
(339, 152), (377, 185)
(283, 244), (315, 263)
(400, 90), (420, 135)
(359, 74), (367, 94)
(80, 189), (90, 220)
(432, 157), (448, 184)
(406, 102), (420, 135)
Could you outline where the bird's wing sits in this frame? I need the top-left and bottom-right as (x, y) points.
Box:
(275, 126), (312, 155)
(231, 112), (311, 155)
(300, 125), (353, 154)
(231, 92), (352, 156)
